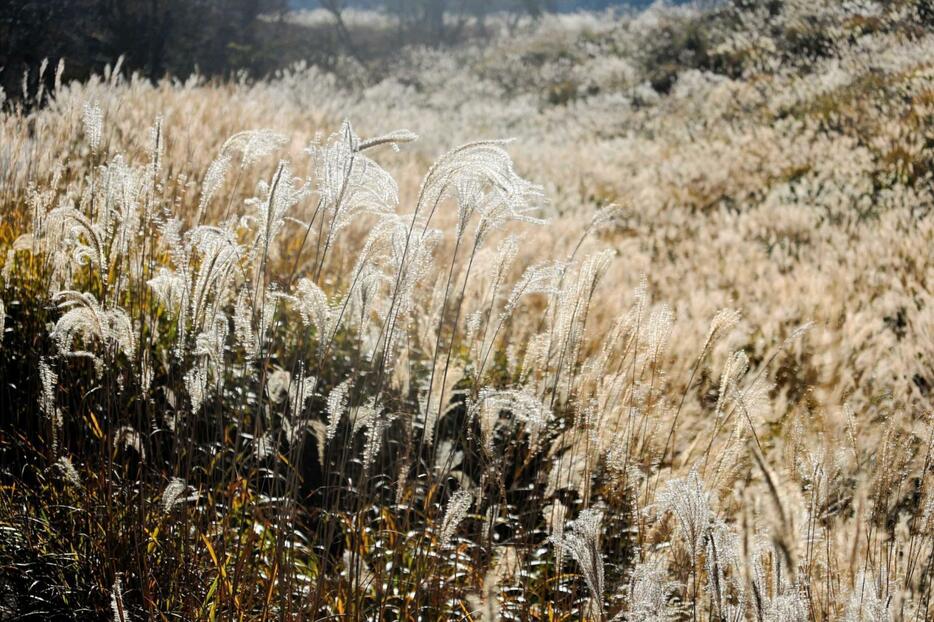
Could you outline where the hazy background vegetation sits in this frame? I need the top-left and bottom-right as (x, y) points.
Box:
(1, 0), (699, 99)
(1, 1), (932, 620)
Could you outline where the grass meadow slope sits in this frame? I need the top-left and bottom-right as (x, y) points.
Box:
(0, 1), (932, 619)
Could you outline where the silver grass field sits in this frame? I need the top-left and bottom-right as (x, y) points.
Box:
(0, 1), (933, 620)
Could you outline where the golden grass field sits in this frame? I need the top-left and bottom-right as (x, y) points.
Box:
(0, 1), (932, 620)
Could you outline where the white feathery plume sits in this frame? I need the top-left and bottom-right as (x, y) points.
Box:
(326, 379), (353, 442)
(233, 289), (257, 361)
(708, 308), (742, 343)
(760, 591), (809, 622)
(543, 249), (615, 386)
(363, 413), (393, 474)
(185, 361), (207, 415)
(245, 162), (308, 259)
(503, 261), (565, 316)
(646, 303), (673, 359)
(656, 466), (713, 563)
(626, 557), (678, 622)
(350, 397), (381, 436)
(375, 221), (441, 370)
(47, 205), (107, 276)
(470, 387), (552, 455)
(252, 293), (279, 362)
(356, 128), (418, 152)
(706, 519), (741, 618)
(843, 571), (890, 622)
(288, 370), (317, 414)
(439, 489), (474, 547)
(588, 203), (624, 231)
(55, 456), (82, 489)
(199, 153), (232, 215)
(472, 235), (520, 362)
(83, 102), (103, 153)
(464, 309), (483, 346)
(294, 419), (328, 468)
(161, 477), (187, 513)
(2, 249), (16, 284)
(148, 116), (163, 180)
(220, 129), (288, 167)
(111, 574), (129, 622)
(308, 121), (399, 233)
(254, 432), (276, 461)
(193, 314), (228, 371)
(546, 500), (568, 571)
(35, 58), (48, 104)
(284, 376), (324, 453)
(139, 347), (153, 398)
(158, 217), (187, 270)
(550, 508), (606, 619)
(52, 290), (135, 358)
(186, 225), (241, 326)
(99, 155), (146, 266)
(39, 358), (63, 453)
(38, 359), (56, 418)
(416, 139), (544, 243)
(716, 350), (750, 419)
(345, 262), (384, 336)
(54, 58), (64, 93)
(292, 277), (334, 338)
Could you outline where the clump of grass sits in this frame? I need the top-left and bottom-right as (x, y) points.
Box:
(0, 105), (928, 621)
(1, 2), (933, 619)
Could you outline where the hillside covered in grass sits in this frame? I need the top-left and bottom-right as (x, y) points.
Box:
(0, 1), (932, 620)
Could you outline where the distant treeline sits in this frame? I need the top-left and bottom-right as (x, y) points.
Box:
(290, 0), (675, 13)
(1, 0), (568, 102)
(1, 1), (295, 100)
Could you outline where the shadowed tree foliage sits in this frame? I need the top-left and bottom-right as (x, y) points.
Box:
(0, 0), (287, 101)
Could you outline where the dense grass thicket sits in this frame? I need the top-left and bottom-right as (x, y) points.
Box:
(0, 1), (932, 620)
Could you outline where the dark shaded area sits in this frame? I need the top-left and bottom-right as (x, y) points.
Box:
(1, 0), (288, 102)
(1, 0), (546, 103)
(2, 0), (695, 105)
